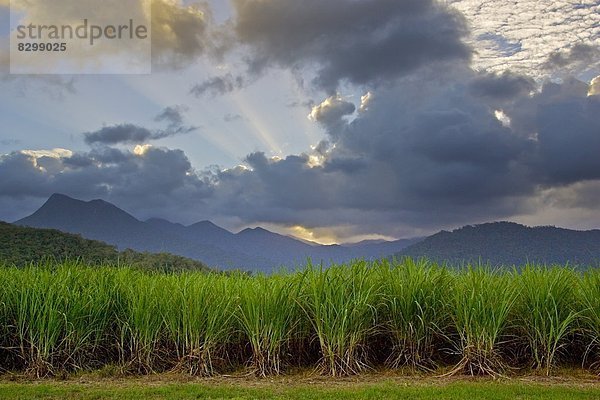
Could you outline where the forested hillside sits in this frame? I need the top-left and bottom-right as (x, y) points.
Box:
(398, 222), (600, 268)
(0, 222), (212, 272)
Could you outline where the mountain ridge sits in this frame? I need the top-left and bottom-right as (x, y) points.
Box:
(16, 194), (417, 271)
(397, 221), (600, 268)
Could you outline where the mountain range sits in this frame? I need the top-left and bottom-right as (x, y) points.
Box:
(13, 194), (600, 271)
(15, 194), (418, 272)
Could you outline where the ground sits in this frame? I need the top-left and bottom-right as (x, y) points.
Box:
(1, 370), (600, 399)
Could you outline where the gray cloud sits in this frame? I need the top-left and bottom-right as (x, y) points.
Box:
(507, 78), (600, 185)
(544, 44), (600, 71)
(154, 105), (198, 134)
(84, 106), (197, 145)
(84, 124), (154, 146)
(223, 113), (244, 123)
(231, 0), (471, 92)
(197, 69), (600, 236)
(190, 74), (245, 97)
(0, 146), (212, 222)
(469, 71), (535, 101)
(2, 71), (599, 237)
(2, 1), (599, 239)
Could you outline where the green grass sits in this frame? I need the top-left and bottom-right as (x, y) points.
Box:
(161, 273), (237, 376)
(236, 273), (302, 376)
(376, 259), (450, 369)
(300, 262), (378, 376)
(449, 268), (517, 376)
(578, 268), (600, 370)
(1, 377), (600, 400)
(517, 266), (579, 374)
(0, 259), (598, 378)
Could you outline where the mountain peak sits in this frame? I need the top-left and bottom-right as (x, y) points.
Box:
(44, 193), (112, 209)
(238, 227), (272, 236)
(17, 193), (140, 230)
(48, 193), (72, 201)
(44, 193), (81, 206)
(189, 220), (220, 229)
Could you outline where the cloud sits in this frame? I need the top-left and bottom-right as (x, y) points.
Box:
(1, 0), (599, 239)
(223, 113), (244, 123)
(84, 106), (197, 145)
(544, 44), (600, 71)
(450, 0), (600, 78)
(590, 76), (600, 96)
(190, 74), (245, 97)
(151, 0), (230, 70)
(231, 0), (471, 92)
(2, 0), (224, 79)
(197, 68), (600, 237)
(3, 69), (599, 238)
(154, 105), (198, 134)
(308, 95), (356, 128)
(469, 72), (535, 101)
(84, 124), (155, 146)
(507, 78), (600, 185)
(0, 146), (212, 222)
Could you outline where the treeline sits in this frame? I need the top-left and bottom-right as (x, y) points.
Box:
(400, 222), (600, 267)
(1, 259), (599, 378)
(0, 222), (212, 272)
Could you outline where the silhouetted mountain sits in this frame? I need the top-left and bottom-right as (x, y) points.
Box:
(16, 194), (416, 271)
(397, 222), (600, 268)
(0, 221), (212, 272)
(17, 195), (265, 270)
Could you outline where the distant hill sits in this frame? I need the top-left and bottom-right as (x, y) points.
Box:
(17, 194), (268, 270)
(16, 194), (417, 272)
(0, 221), (212, 272)
(397, 222), (600, 268)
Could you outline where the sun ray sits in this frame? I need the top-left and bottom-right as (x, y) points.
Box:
(230, 91), (283, 155)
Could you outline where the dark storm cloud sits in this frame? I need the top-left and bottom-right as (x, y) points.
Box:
(0, 146), (213, 222)
(84, 107), (197, 145)
(507, 78), (600, 185)
(2, 1), (600, 237)
(2, 72), (599, 235)
(197, 68), (600, 235)
(469, 72), (535, 101)
(231, 0), (471, 92)
(190, 74), (245, 97)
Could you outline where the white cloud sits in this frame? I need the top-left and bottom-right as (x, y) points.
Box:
(589, 75), (600, 96)
(450, 0), (600, 79)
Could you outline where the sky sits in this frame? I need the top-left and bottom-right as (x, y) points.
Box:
(0, 0), (599, 244)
